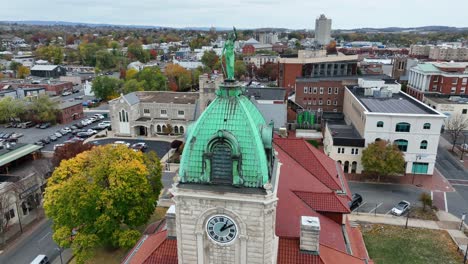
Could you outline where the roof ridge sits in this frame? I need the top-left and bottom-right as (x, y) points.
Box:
(302, 141), (342, 189)
(333, 192), (352, 213)
(320, 243), (368, 262)
(274, 140), (341, 190)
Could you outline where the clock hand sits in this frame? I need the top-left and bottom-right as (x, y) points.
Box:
(220, 224), (234, 232)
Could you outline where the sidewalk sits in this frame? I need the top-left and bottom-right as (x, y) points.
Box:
(349, 210), (468, 253)
(52, 248), (73, 264)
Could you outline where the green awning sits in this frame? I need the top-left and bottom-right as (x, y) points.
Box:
(0, 144), (43, 167)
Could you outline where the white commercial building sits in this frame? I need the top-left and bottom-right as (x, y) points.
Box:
(423, 95), (468, 131)
(315, 14), (332, 46)
(243, 55), (279, 68)
(324, 85), (446, 175)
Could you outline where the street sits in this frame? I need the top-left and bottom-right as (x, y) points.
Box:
(0, 220), (59, 264)
(88, 138), (171, 160)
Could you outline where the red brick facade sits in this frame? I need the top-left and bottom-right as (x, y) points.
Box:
(242, 45), (255, 55)
(278, 63), (302, 94)
(57, 103), (84, 124)
(295, 79), (358, 112)
(11, 82), (73, 95)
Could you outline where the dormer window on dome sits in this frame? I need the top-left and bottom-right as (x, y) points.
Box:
(203, 130), (242, 185)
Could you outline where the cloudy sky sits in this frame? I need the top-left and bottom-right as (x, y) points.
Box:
(2, 0), (468, 29)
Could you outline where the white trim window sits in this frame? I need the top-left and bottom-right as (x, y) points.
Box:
(178, 110), (185, 117)
(160, 109), (168, 117)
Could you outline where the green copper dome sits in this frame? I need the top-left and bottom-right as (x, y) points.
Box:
(179, 82), (274, 188)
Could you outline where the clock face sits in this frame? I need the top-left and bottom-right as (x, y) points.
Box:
(206, 215), (238, 244)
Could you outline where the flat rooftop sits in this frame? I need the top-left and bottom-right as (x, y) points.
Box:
(350, 88), (439, 115)
(425, 95), (468, 105)
(327, 120), (365, 147)
(296, 74), (390, 82)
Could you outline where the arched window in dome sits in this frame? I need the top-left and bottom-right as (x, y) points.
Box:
(210, 142), (233, 184)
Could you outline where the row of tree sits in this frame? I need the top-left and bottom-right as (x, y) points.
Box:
(0, 95), (59, 123)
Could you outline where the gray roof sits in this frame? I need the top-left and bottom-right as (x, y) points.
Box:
(31, 65), (59, 71)
(59, 101), (82, 110)
(327, 120), (365, 147)
(124, 91), (199, 105)
(351, 89), (438, 115)
(296, 74), (390, 82)
(243, 87), (286, 100)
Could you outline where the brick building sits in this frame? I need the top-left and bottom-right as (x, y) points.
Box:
(407, 62), (468, 100)
(57, 101), (84, 124)
(294, 75), (393, 113)
(278, 50), (359, 95)
(242, 44), (255, 55)
(6, 80), (73, 96)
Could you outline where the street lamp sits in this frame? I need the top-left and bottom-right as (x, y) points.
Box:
(461, 213), (466, 231)
(56, 247), (63, 264)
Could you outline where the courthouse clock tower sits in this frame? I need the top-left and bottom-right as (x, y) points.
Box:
(171, 78), (280, 264)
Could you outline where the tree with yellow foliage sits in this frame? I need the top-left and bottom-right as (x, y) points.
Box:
(17, 66), (30, 79)
(44, 145), (162, 264)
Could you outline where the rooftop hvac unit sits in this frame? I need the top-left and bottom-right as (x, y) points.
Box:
(364, 87), (374, 96)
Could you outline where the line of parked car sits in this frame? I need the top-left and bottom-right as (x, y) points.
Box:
(34, 114), (110, 147)
(349, 193), (411, 216)
(109, 141), (148, 152)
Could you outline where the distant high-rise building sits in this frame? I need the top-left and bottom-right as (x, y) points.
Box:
(315, 14), (332, 46)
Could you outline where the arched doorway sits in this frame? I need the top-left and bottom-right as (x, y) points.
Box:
(351, 161), (357, 173)
(344, 161), (350, 173)
(180, 126), (184, 134)
(157, 125), (162, 133)
(174, 126), (179, 134)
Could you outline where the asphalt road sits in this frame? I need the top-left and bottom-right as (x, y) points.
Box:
(435, 145), (468, 223)
(0, 220), (59, 264)
(348, 182), (424, 215)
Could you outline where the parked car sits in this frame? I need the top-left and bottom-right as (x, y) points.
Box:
(131, 142), (148, 152)
(74, 123), (84, 129)
(30, 254), (50, 264)
(76, 132), (92, 138)
(72, 89), (80, 94)
(62, 91), (72, 96)
(349, 193), (363, 211)
(2, 133), (11, 139)
(40, 138), (50, 144)
(93, 114), (105, 120)
(113, 141), (130, 147)
(461, 143), (468, 151)
(54, 144), (65, 150)
(39, 123), (51, 129)
(10, 132), (23, 139)
(34, 141), (45, 146)
(48, 135), (58, 142)
(4, 123), (14, 128)
(55, 132), (63, 138)
(72, 129), (86, 135)
(70, 125), (78, 130)
(0, 132), (5, 138)
(21, 121), (35, 128)
(35, 123), (42, 128)
(88, 117), (97, 123)
(98, 122), (111, 129)
(391, 200), (411, 216)
(60, 127), (72, 134)
(74, 95), (84, 100)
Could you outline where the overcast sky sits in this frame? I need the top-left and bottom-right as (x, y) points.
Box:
(2, 0), (468, 29)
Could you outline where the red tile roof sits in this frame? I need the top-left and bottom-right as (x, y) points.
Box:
(345, 216), (370, 260)
(274, 138), (344, 191)
(277, 238), (366, 264)
(143, 235), (177, 264)
(123, 229), (177, 264)
(294, 191), (351, 214)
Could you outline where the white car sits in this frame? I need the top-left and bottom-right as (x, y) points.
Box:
(54, 132), (63, 138)
(54, 144), (65, 150)
(94, 114), (105, 120)
(391, 200), (411, 216)
(98, 122), (111, 128)
(114, 141), (130, 147)
(86, 129), (97, 135)
(62, 91), (72, 96)
(60, 127), (72, 134)
(462, 143), (468, 151)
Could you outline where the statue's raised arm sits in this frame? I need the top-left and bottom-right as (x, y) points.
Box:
(221, 27), (237, 80)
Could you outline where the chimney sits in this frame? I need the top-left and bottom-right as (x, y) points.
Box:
(166, 205), (176, 239)
(300, 216), (320, 254)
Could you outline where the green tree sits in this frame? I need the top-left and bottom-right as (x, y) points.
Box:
(36, 45), (64, 64)
(79, 43), (100, 66)
(419, 192), (432, 212)
(95, 50), (116, 70)
(0, 97), (26, 122)
(134, 67), (167, 91)
(92, 76), (123, 100)
(201, 50), (218, 71)
(9, 61), (22, 75)
(127, 42), (150, 63)
(29, 95), (59, 123)
(234, 60), (247, 79)
(44, 145), (162, 264)
(361, 140), (405, 181)
(122, 79), (146, 94)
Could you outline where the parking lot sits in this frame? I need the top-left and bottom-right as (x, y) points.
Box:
(348, 182), (425, 215)
(0, 111), (110, 151)
(88, 138), (171, 160)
